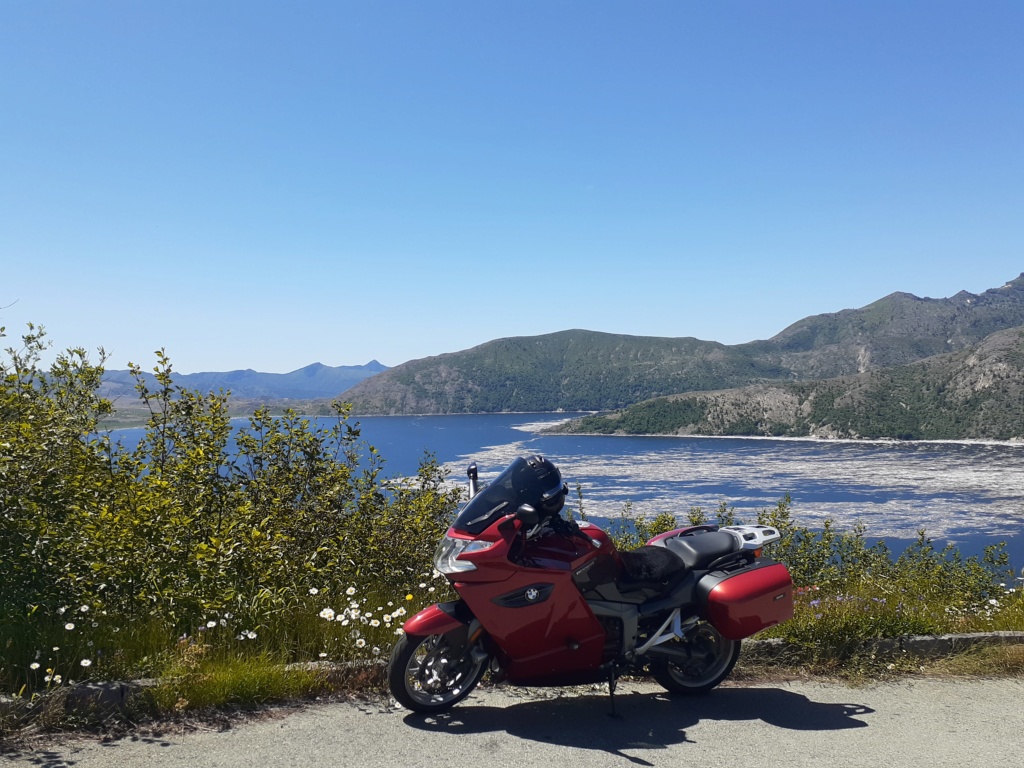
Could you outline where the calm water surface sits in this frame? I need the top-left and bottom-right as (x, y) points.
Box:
(114, 413), (1024, 568)
(352, 413), (1024, 569)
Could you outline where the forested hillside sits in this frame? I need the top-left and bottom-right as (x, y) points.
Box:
(340, 330), (787, 414)
(554, 326), (1024, 440)
(341, 274), (1024, 422)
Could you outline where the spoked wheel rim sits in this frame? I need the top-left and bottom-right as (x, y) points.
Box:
(402, 634), (486, 709)
(657, 622), (740, 692)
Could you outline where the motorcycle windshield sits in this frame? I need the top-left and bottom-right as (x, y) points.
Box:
(452, 457), (560, 535)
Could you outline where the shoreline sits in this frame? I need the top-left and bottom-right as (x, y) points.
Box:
(105, 410), (1024, 448)
(544, 428), (1024, 448)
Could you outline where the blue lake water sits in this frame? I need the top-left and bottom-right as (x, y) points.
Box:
(113, 412), (1024, 570)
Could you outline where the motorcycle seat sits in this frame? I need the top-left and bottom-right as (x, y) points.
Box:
(660, 531), (738, 570)
(617, 545), (687, 592)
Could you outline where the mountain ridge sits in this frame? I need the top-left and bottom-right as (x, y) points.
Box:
(339, 274), (1024, 428)
(551, 325), (1024, 441)
(100, 360), (387, 401)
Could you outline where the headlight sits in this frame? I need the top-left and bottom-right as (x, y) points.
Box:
(433, 535), (497, 574)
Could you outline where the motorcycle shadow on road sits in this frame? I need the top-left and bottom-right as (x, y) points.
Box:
(402, 685), (873, 766)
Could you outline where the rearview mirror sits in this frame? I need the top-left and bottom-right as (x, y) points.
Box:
(515, 503), (539, 527)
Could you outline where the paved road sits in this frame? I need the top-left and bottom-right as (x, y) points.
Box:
(5, 678), (1023, 768)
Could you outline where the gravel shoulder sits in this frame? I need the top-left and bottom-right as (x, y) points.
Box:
(5, 677), (1023, 768)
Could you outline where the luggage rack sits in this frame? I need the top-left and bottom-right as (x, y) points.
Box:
(719, 524), (782, 550)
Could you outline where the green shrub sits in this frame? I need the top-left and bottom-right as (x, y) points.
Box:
(1, 328), (459, 697)
(597, 489), (1021, 659)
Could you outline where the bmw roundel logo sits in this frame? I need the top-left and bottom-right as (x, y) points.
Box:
(525, 587), (540, 602)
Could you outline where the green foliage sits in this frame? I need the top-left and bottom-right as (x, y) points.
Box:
(1, 327), (460, 699)
(600, 489), (1020, 662)
(147, 642), (325, 712)
(557, 329), (1024, 440)
(606, 501), (679, 551)
(754, 497), (1020, 658)
(348, 330), (787, 414)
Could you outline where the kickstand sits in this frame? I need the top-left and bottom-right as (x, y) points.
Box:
(606, 665), (622, 719)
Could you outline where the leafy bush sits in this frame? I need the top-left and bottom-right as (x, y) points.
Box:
(1, 327), (460, 698)
(599, 490), (1021, 659)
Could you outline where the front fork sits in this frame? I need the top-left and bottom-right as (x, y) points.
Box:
(403, 600), (488, 665)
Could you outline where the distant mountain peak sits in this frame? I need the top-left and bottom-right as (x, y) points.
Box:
(999, 273), (1024, 291)
(101, 358), (389, 401)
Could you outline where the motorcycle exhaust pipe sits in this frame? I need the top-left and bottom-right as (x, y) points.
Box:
(644, 644), (694, 663)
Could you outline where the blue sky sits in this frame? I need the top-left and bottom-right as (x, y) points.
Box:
(2, 1), (1022, 373)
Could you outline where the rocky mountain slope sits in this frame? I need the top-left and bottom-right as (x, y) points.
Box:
(554, 325), (1024, 440)
(341, 274), (1024, 418)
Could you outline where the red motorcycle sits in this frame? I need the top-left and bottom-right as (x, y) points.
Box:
(388, 455), (794, 713)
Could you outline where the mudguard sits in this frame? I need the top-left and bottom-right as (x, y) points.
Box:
(402, 600), (474, 637)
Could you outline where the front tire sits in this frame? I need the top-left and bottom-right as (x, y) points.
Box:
(388, 632), (487, 713)
(650, 622), (740, 694)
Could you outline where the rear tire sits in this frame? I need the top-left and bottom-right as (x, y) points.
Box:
(388, 633), (487, 713)
(650, 622), (740, 694)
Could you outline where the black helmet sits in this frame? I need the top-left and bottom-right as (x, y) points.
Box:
(451, 455), (568, 534)
(522, 454), (567, 516)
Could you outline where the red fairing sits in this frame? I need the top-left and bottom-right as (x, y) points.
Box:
(403, 604), (465, 637)
(704, 561), (794, 640)
(449, 519), (608, 684)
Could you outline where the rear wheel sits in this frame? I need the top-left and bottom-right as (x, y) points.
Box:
(388, 632), (488, 713)
(650, 622), (740, 694)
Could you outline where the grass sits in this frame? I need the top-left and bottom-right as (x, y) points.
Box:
(4, 516), (1021, 746)
(732, 638), (1024, 686)
(921, 643), (1024, 678)
(148, 650), (328, 711)
(4, 582), (1022, 744)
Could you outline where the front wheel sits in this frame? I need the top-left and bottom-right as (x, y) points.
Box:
(388, 632), (488, 713)
(650, 622), (740, 694)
